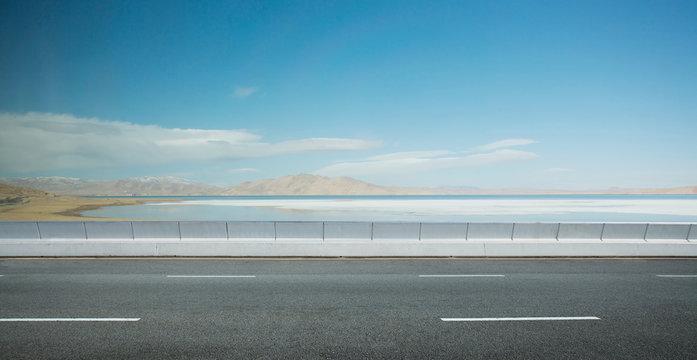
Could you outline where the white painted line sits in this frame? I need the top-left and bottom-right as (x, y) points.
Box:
(0, 318), (140, 322)
(656, 275), (697, 278)
(441, 316), (600, 322)
(167, 275), (256, 278)
(419, 275), (505, 278)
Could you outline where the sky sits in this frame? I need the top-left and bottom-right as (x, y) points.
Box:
(1, 0), (696, 189)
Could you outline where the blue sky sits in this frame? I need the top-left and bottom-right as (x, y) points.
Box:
(1, 0), (695, 189)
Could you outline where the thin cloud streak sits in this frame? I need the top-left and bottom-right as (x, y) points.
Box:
(542, 167), (574, 174)
(314, 149), (538, 176)
(367, 150), (452, 161)
(227, 168), (262, 174)
(315, 138), (539, 177)
(476, 138), (538, 151)
(0, 112), (381, 172)
(232, 87), (257, 98)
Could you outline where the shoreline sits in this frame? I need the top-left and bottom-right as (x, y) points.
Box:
(0, 195), (179, 221)
(3, 194), (697, 223)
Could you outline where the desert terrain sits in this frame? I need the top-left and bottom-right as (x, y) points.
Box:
(0, 183), (172, 221)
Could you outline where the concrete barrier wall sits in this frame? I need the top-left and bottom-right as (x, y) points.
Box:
(226, 222), (275, 242)
(557, 223), (604, 242)
(37, 222), (86, 240)
(275, 222), (323, 242)
(645, 224), (691, 242)
(483, 242), (697, 257)
(467, 223), (514, 241)
(179, 221), (227, 240)
(420, 223), (467, 241)
(132, 221), (180, 241)
(85, 222), (134, 241)
(0, 222), (40, 240)
(601, 223), (649, 242)
(324, 222), (372, 242)
(372, 222), (420, 242)
(512, 223), (559, 241)
(1, 221), (696, 256)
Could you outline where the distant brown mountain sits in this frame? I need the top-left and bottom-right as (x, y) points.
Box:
(0, 176), (221, 196)
(597, 186), (697, 195)
(0, 182), (51, 205)
(222, 175), (697, 195)
(0, 182), (50, 197)
(2, 174), (695, 196)
(221, 174), (439, 195)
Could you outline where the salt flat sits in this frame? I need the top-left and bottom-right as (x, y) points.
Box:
(150, 198), (697, 217)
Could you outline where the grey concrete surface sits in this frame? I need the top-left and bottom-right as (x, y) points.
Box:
(37, 222), (86, 240)
(512, 223), (559, 241)
(1, 259), (696, 359)
(420, 222), (467, 241)
(226, 221), (275, 241)
(372, 222), (421, 241)
(2, 221), (697, 257)
(275, 222), (324, 242)
(467, 222), (515, 241)
(131, 221), (180, 240)
(0, 222), (39, 240)
(601, 223), (649, 241)
(2, 240), (697, 257)
(324, 222), (372, 242)
(557, 223), (604, 241)
(179, 221), (227, 240)
(84, 222), (134, 241)
(645, 223), (691, 241)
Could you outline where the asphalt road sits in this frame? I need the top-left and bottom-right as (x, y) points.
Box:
(1, 258), (696, 359)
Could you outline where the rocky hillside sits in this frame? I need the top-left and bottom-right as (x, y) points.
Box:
(221, 174), (439, 195)
(0, 183), (52, 205)
(0, 176), (221, 196)
(599, 186), (697, 195)
(2, 175), (695, 196)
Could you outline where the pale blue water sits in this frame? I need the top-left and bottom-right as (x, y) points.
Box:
(82, 195), (697, 222)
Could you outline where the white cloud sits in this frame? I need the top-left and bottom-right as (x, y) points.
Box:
(314, 149), (538, 177)
(232, 87), (257, 98)
(367, 150), (452, 161)
(542, 167), (574, 174)
(0, 112), (381, 172)
(476, 138), (538, 151)
(227, 168), (262, 174)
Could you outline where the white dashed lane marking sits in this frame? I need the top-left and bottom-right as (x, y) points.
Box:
(167, 275), (256, 278)
(441, 316), (600, 322)
(419, 274), (505, 278)
(0, 318), (140, 322)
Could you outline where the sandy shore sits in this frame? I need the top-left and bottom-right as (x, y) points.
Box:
(0, 195), (176, 221)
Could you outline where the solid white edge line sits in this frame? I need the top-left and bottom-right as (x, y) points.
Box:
(167, 275), (256, 278)
(441, 316), (601, 322)
(656, 275), (697, 278)
(0, 318), (141, 322)
(419, 275), (505, 278)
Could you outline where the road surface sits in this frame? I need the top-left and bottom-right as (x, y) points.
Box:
(1, 258), (696, 359)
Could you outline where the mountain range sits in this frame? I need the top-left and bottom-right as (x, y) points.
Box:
(1, 174), (696, 196)
(0, 182), (52, 205)
(0, 176), (220, 196)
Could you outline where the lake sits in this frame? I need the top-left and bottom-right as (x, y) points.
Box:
(82, 195), (697, 223)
